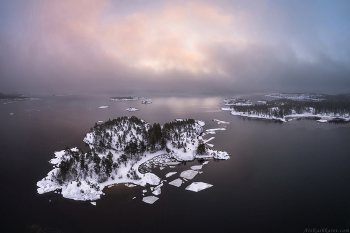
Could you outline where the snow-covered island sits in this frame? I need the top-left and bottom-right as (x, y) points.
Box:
(110, 96), (144, 101)
(37, 116), (229, 201)
(141, 99), (152, 104)
(222, 93), (350, 123)
(126, 107), (138, 112)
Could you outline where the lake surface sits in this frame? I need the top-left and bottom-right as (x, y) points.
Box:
(0, 93), (349, 233)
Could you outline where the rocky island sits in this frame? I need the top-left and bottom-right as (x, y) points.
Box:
(37, 116), (229, 202)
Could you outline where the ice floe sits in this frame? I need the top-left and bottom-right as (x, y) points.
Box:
(99, 106), (108, 109)
(142, 196), (159, 204)
(90, 202), (96, 206)
(180, 170), (198, 180)
(203, 137), (215, 143)
(165, 172), (177, 178)
(185, 182), (213, 192)
(169, 178), (183, 187)
(191, 165), (202, 170)
(213, 119), (229, 124)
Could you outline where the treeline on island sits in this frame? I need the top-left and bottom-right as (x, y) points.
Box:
(231, 94), (350, 119)
(52, 116), (206, 188)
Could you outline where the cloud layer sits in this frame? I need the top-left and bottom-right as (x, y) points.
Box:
(0, 0), (349, 94)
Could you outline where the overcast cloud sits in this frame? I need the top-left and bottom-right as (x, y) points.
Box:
(0, 0), (349, 94)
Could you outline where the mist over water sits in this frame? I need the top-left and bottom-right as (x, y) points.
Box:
(0, 92), (349, 232)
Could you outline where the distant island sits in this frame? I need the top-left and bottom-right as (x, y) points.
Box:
(0, 92), (29, 101)
(110, 96), (144, 101)
(222, 93), (350, 123)
(37, 116), (229, 201)
(141, 99), (152, 104)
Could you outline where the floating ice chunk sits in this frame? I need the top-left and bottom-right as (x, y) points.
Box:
(169, 178), (183, 187)
(206, 144), (214, 147)
(132, 197), (136, 199)
(206, 128), (226, 132)
(199, 171), (203, 174)
(191, 165), (202, 170)
(91, 202), (96, 206)
(125, 183), (136, 187)
(165, 172), (177, 178)
(142, 189), (147, 193)
(180, 170), (198, 180)
(99, 106), (108, 109)
(202, 161), (209, 165)
(97, 121), (104, 123)
(169, 166), (176, 168)
(185, 182), (213, 192)
(152, 187), (161, 196)
(160, 167), (165, 170)
(197, 120), (205, 127)
(317, 120), (328, 123)
(213, 119), (230, 124)
(163, 162), (180, 166)
(203, 137), (215, 143)
(142, 196), (159, 204)
(144, 173), (161, 185)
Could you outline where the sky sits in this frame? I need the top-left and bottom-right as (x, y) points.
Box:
(0, 0), (350, 94)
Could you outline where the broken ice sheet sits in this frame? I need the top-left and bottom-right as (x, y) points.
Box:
(90, 202), (96, 206)
(152, 188), (161, 196)
(185, 182), (213, 192)
(165, 172), (177, 178)
(180, 170), (198, 180)
(142, 196), (159, 204)
(190, 165), (202, 170)
(169, 178), (183, 187)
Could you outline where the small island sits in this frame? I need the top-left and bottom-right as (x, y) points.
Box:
(37, 116), (229, 201)
(110, 96), (144, 101)
(222, 93), (350, 123)
(126, 107), (138, 112)
(141, 99), (152, 104)
(0, 92), (29, 101)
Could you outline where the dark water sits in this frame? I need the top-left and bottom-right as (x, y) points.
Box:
(0, 93), (349, 233)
